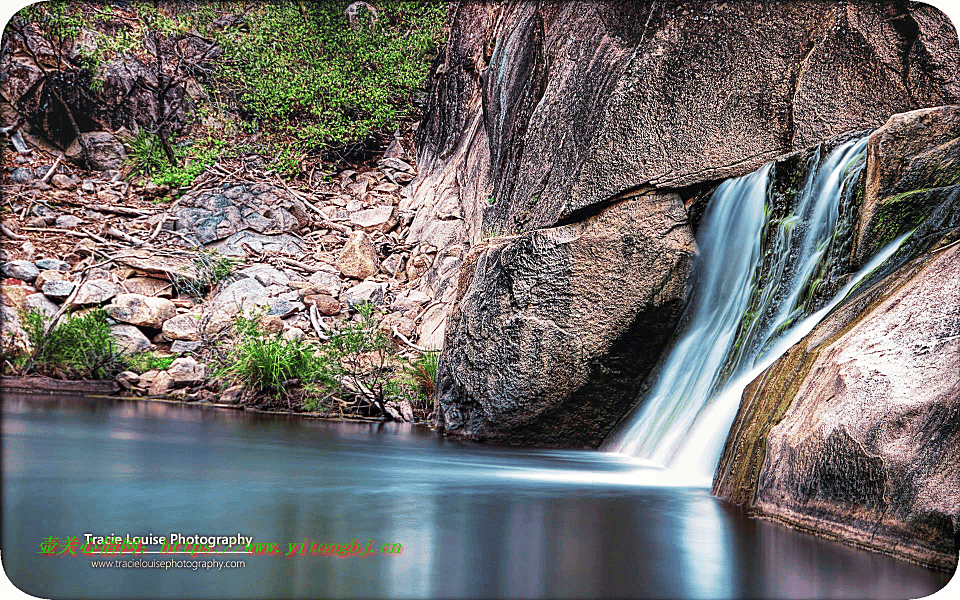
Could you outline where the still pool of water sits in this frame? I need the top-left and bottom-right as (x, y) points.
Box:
(2, 394), (953, 599)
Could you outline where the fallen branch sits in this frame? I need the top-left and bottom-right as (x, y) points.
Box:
(0, 224), (27, 240)
(40, 155), (62, 183)
(308, 305), (330, 341)
(391, 325), (432, 353)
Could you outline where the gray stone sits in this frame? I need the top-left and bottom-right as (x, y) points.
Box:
(0, 305), (29, 352)
(109, 324), (152, 354)
(8, 167), (35, 183)
(210, 231), (306, 258)
(434, 192), (694, 448)
(167, 356), (205, 386)
(72, 280), (121, 305)
(35, 258), (70, 271)
(22, 293), (60, 318)
(212, 277), (268, 315)
(341, 281), (388, 307)
(65, 132), (127, 171)
(378, 157), (414, 173)
(2, 260), (39, 282)
(239, 264), (290, 287)
(170, 340), (201, 354)
(55, 214), (82, 229)
(41, 280), (76, 300)
(104, 294), (177, 329)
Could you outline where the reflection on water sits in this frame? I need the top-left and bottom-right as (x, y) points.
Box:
(2, 394), (953, 599)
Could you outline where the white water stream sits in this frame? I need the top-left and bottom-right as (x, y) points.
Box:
(603, 137), (909, 482)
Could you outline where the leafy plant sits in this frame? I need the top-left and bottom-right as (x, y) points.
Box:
(174, 249), (236, 297)
(125, 351), (176, 373)
(407, 351), (439, 397)
(214, 1), (447, 169)
(20, 308), (127, 380)
(217, 311), (335, 405)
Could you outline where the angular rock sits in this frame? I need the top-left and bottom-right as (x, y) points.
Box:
(714, 237), (960, 572)
(161, 312), (202, 341)
(109, 324), (152, 354)
(170, 340), (201, 354)
(173, 184), (310, 245)
(8, 167), (35, 183)
(304, 294), (341, 316)
(212, 278), (268, 315)
(167, 356), (205, 386)
(65, 132), (127, 171)
(34, 270), (68, 290)
(2, 260), (39, 283)
(853, 105), (960, 266)
(239, 264), (290, 287)
(149, 370), (173, 396)
(35, 258), (69, 272)
(105, 294), (177, 329)
(121, 277), (174, 298)
(22, 293), (59, 318)
(211, 231), (306, 258)
(435, 192), (694, 448)
(341, 281), (388, 308)
(337, 231), (379, 279)
(307, 270), (344, 297)
(349, 205), (396, 232)
(72, 280), (122, 305)
(41, 280), (77, 301)
(50, 174), (77, 191)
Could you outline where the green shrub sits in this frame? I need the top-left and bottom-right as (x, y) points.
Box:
(20, 308), (127, 380)
(215, 1), (447, 168)
(125, 351), (176, 373)
(407, 351), (439, 401)
(174, 249), (236, 297)
(126, 131), (226, 190)
(218, 312), (335, 399)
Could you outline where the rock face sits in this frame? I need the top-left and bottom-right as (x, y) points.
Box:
(435, 191), (694, 447)
(409, 0), (960, 444)
(714, 234), (960, 571)
(852, 105), (960, 266)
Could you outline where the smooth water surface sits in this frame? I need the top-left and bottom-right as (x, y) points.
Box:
(2, 395), (952, 599)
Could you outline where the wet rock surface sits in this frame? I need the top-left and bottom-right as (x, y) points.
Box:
(714, 236), (960, 572)
(435, 191), (694, 447)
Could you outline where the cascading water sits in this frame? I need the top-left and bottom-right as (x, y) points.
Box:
(603, 136), (908, 480)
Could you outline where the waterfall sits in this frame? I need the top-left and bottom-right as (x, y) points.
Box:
(603, 136), (906, 479)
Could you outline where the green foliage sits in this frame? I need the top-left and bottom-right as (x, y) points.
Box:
(218, 312), (335, 399)
(127, 131), (226, 190)
(20, 308), (126, 380)
(407, 351), (438, 396)
(125, 351), (176, 374)
(215, 1), (447, 168)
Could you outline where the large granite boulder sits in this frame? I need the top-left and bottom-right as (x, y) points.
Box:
(435, 191), (694, 447)
(714, 233), (960, 571)
(418, 1), (960, 444)
(852, 105), (960, 266)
